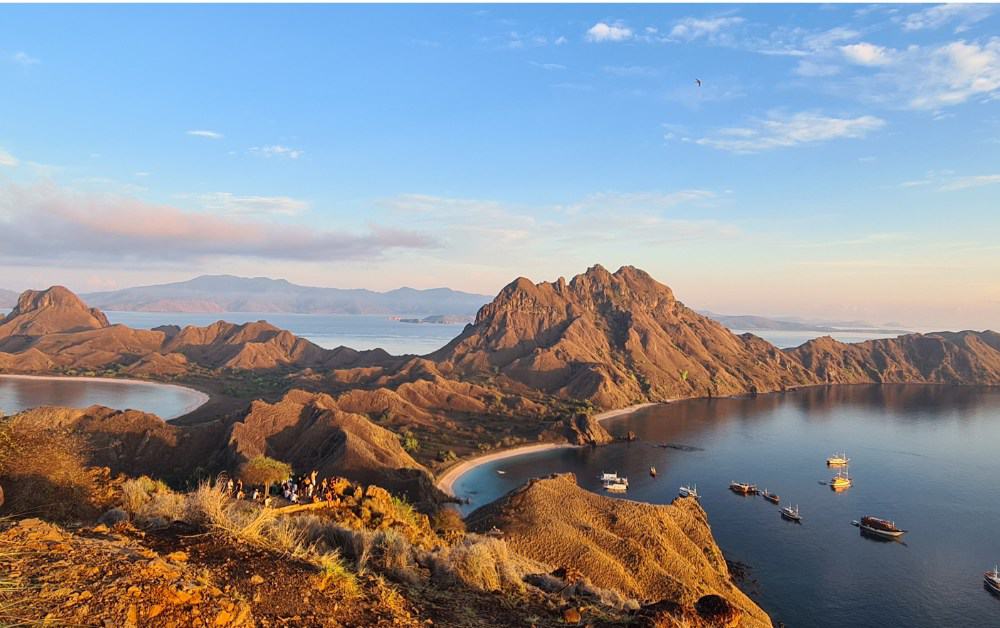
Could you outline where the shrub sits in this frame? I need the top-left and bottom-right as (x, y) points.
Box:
(400, 431), (419, 453)
(431, 508), (466, 542)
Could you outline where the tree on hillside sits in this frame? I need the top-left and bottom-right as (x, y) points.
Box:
(239, 455), (292, 497)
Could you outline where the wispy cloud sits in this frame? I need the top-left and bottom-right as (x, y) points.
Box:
(0, 148), (17, 167)
(585, 22), (633, 43)
(11, 51), (39, 66)
(0, 182), (435, 264)
(841, 42), (894, 66)
(249, 145), (303, 159)
(939, 174), (1000, 191)
(900, 4), (993, 33)
(186, 130), (223, 140)
(529, 61), (566, 71)
(197, 192), (309, 216)
(689, 111), (885, 153)
(668, 16), (744, 43)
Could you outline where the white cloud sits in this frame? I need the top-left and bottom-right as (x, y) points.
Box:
(186, 130), (224, 140)
(586, 22), (633, 43)
(198, 192), (310, 216)
(794, 60), (841, 77)
(692, 111), (885, 153)
(939, 174), (1000, 191)
(249, 145), (304, 159)
(11, 51), (39, 66)
(901, 4), (993, 33)
(669, 16), (744, 42)
(0, 148), (17, 167)
(554, 36), (568, 46)
(841, 42), (894, 66)
(897, 38), (1000, 109)
(529, 61), (566, 71)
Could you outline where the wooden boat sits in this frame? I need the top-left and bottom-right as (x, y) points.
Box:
(857, 516), (906, 538)
(761, 489), (780, 504)
(830, 468), (853, 491)
(985, 565), (1000, 595)
(649, 466), (657, 477)
(826, 452), (850, 466)
(780, 505), (801, 522)
(729, 481), (756, 495)
(678, 484), (699, 499)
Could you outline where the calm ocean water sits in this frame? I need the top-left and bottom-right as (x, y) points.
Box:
(104, 311), (468, 356)
(453, 385), (1000, 627)
(0, 376), (206, 419)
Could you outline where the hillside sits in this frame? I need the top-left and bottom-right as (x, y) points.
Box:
(82, 275), (490, 316)
(467, 473), (770, 627)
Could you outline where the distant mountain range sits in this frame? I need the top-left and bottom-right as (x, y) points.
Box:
(64, 275), (492, 316)
(0, 289), (18, 309)
(700, 312), (911, 335)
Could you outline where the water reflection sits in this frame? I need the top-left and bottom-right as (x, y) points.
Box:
(0, 376), (206, 419)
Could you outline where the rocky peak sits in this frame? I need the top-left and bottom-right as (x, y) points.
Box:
(0, 286), (110, 337)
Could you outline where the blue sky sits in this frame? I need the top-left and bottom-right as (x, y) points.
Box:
(0, 4), (998, 329)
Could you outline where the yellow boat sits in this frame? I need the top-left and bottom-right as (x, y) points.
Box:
(826, 452), (850, 466)
(830, 468), (853, 491)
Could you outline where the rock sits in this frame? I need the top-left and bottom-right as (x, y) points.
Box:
(694, 594), (741, 627)
(166, 551), (189, 563)
(214, 609), (234, 625)
(561, 607), (581, 624)
(250, 574), (264, 586)
(98, 507), (129, 526)
(148, 604), (165, 618)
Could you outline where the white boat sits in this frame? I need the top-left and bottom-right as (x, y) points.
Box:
(780, 505), (802, 522)
(603, 479), (628, 493)
(678, 484), (699, 499)
(599, 472), (628, 487)
(496, 470), (506, 475)
(985, 565), (1000, 595)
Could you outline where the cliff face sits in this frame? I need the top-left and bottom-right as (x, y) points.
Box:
(466, 473), (770, 627)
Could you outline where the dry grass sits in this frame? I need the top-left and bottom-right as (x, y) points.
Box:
(120, 476), (186, 527)
(427, 534), (539, 593)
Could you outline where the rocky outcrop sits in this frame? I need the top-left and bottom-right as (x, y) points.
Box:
(466, 473), (770, 626)
(0, 286), (109, 339)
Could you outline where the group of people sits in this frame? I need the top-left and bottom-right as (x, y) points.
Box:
(223, 469), (342, 506)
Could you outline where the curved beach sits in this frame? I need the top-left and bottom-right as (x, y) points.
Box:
(435, 402), (659, 497)
(0, 373), (210, 420)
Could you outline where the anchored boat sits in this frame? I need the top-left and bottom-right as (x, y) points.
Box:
(603, 479), (628, 493)
(985, 565), (1000, 595)
(729, 481), (757, 495)
(826, 452), (850, 466)
(856, 516), (906, 539)
(678, 484), (699, 499)
(761, 489), (780, 504)
(830, 468), (853, 491)
(780, 505), (802, 522)
(649, 466), (657, 478)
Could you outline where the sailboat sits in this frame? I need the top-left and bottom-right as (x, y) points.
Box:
(780, 504), (802, 522)
(826, 452), (850, 466)
(830, 467), (853, 491)
(679, 484), (699, 499)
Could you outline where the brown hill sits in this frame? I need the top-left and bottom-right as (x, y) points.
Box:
(0, 286), (109, 339)
(433, 265), (818, 408)
(466, 473), (770, 627)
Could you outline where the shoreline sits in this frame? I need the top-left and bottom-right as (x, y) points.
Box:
(0, 373), (210, 420)
(435, 402), (662, 498)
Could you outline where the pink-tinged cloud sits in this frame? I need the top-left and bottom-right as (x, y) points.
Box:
(0, 182), (437, 264)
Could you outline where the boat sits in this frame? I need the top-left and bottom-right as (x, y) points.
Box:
(649, 466), (657, 477)
(857, 516), (906, 538)
(729, 481), (757, 495)
(678, 484), (699, 499)
(496, 470), (506, 475)
(761, 489), (780, 504)
(780, 505), (802, 522)
(830, 468), (853, 491)
(603, 479), (628, 493)
(826, 452), (850, 466)
(600, 472), (628, 487)
(985, 565), (1000, 595)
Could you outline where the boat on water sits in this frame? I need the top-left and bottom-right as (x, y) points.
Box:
(649, 466), (657, 477)
(830, 468), (853, 491)
(496, 470), (506, 475)
(729, 481), (757, 495)
(678, 484), (699, 499)
(856, 516), (906, 539)
(780, 505), (802, 522)
(985, 565), (1000, 595)
(599, 472), (627, 486)
(826, 452), (850, 466)
(603, 479), (628, 493)
(761, 489), (780, 504)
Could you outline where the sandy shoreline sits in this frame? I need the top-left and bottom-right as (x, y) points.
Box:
(435, 402), (662, 498)
(0, 373), (210, 420)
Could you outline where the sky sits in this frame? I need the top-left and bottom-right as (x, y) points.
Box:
(0, 3), (998, 330)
